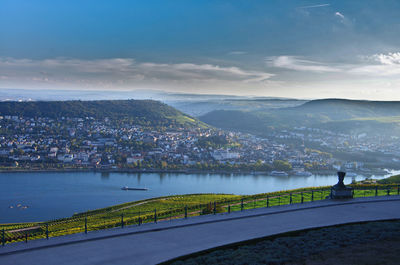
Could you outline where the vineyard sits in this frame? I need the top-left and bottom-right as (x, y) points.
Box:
(1, 184), (399, 245)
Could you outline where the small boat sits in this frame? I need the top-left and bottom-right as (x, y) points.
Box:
(121, 186), (148, 191)
(270, 171), (289, 177)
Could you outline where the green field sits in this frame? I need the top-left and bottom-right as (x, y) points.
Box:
(1, 184), (399, 245)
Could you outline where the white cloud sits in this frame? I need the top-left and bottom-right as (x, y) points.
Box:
(0, 57), (274, 89)
(267, 56), (340, 73)
(350, 52), (400, 76)
(372, 52), (400, 65)
(335, 11), (345, 19)
(298, 4), (330, 9)
(349, 65), (400, 76)
(268, 53), (400, 77)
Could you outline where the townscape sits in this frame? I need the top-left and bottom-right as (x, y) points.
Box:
(0, 114), (396, 175)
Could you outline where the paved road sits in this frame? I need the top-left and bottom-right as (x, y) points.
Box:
(1, 196), (399, 265)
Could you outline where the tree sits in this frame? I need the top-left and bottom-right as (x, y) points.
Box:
(273, 160), (292, 172)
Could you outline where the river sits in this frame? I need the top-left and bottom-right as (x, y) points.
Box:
(0, 171), (396, 223)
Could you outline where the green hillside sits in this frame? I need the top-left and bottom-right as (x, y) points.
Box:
(200, 99), (400, 135)
(0, 100), (206, 128)
(296, 99), (400, 119)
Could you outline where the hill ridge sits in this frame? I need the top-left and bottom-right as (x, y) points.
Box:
(0, 99), (205, 128)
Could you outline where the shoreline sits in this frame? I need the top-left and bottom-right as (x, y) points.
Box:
(0, 167), (390, 177)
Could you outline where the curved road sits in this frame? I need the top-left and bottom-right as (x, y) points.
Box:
(1, 196), (400, 265)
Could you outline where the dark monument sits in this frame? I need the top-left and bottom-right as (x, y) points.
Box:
(330, 171), (353, 199)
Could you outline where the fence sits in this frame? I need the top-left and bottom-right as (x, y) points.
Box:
(1, 184), (399, 246)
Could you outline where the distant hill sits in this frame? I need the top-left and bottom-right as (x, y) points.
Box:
(293, 99), (400, 119)
(200, 99), (400, 135)
(166, 98), (306, 117)
(0, 100), (206, 128)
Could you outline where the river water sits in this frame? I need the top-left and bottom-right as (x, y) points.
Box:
(0, 171), (396, 223)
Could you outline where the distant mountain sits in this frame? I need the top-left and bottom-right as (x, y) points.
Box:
(0, 100), (206, 128)
(167, 98), (306, 117)
(293, 99), (400, 119)
(200, 99), (400, 135)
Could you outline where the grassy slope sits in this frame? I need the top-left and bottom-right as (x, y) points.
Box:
(171, 220), (400, 265)
(377, 174), (400, 184)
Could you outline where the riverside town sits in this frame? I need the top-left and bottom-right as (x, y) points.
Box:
(0, 113), (395, 176)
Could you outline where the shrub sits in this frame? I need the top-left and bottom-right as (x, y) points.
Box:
(201, 203), (224, 215)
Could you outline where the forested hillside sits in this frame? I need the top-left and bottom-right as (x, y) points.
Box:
(200, 99), (400, 135)
(0, 100), (205, 128)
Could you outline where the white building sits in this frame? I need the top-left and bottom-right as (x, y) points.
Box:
(212, 150), (240, 161)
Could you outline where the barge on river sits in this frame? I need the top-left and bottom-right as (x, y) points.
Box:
(121, 186), (148, 191)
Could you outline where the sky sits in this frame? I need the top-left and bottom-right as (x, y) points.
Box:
(1, 0), (400, 100)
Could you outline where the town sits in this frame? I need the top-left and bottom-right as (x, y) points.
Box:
(0, 114), (397, 175)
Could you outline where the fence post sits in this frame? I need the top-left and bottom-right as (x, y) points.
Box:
(121, 214), (124, 228)
(46, 223), (49, 240)
(241, 199), (244, 211)
(213, 202), (216, 215)
(290, 193), (292, 204)
(375, 186), (378, 197)
(25, 233), (28, 243)
(301, 192), (304, 203)
(311, 191), (314, 201)
(387, 189), (390, 196)
(228, 204), (231, 213)
(84, 216), (88, 234)
(2, 229), (4, 246)
(154, 209), (157, 223)
(185, 205), (188, 219)
(266, 195), (269, 208)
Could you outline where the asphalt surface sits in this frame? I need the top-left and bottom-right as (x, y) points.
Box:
(1, 196), (399, 265)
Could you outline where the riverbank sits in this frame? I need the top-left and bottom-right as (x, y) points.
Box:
(0, 167), (390, 177)
(1, 170), (396, 223)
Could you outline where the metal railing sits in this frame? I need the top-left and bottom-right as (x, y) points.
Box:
(1, 184), (399, 246)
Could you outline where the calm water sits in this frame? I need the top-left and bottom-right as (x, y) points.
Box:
(0, 171), (395, 223)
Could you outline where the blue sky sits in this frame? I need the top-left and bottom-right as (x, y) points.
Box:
(2, 0), (400, 99)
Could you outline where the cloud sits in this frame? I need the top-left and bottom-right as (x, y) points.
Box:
(372, 52), (400, 65)
(0, 57), (274, 89)
(267, 56), (340, 73)
(350, 52), (400, 76)
(334, 11), (345, 19)
(298, 4), (330, 9)
(228, 51), (248, 55)
(267, 53), (400, 77)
